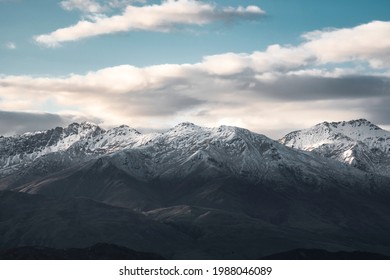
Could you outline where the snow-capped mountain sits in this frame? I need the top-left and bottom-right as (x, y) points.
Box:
(0, 122), (144, 178)
(2, 120), (390, 259)
(2, 120), (389, 187)
(3, 120), (389, 210)
(279, 119), (390, 177)
(1, 121), (383, 191)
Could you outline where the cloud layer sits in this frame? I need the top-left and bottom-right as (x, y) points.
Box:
(35, 0), (265, 47)
(2, 21), (390, 137)
(0, 110), (101, 136)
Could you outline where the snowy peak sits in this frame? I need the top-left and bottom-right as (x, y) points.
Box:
(174, 122), (197, 129)
(280, 119), (390, 151)
(67, 121), (98, 130)
(106, 125), (140, 137)
(280, 119), (390, 177)
(64, 121), (102, 136)
(0, 122), (142, 174)
(157, 123), (270, 150)
(332, 119), (381, 129)
(167, 122), (203, 134)
(318, 119), (385, 141)
(72, 124), (142, 155)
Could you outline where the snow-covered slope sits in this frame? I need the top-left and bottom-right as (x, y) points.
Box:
(114, 122), (285, 182)
(280, 119), (390, 177)
(0, 122), (145, 178)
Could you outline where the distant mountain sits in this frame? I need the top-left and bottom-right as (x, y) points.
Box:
(280, 119), (390, 177)
(1, 121), (390, 259)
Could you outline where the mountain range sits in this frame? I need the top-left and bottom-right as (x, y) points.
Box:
(1, 119), (390, 259)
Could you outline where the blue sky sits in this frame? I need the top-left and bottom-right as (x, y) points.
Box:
(0, 0), (390, 137)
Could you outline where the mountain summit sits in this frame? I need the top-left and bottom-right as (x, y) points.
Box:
(279, 119), (390, 177)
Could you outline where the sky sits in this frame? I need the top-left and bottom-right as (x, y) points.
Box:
(0, 0), (390, 138)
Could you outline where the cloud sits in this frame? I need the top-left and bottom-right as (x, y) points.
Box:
(201, 21), (390, 76)
(4, 42), (16, 50)
(35, 0), (265, 47)
(302, 21), (390, 68)
(200, 45), (315, 76)
(3, 21), (390, 138)
(355, 97), (390, 126)
(60, 0), (104, 13)
(0, 110), (101, 136)
(251, 75), (390, 101)
(59, 0), (145, 13)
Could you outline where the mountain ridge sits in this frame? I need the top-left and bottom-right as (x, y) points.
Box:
(2, 119), (390, 192)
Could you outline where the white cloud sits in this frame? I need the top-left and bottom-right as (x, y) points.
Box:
(302, 21), (390, 68)
(3, 21), (390, 138)
(200, 21), (390, 77)
(35, 0), (265, 47)
(59, 0), (143, 13)
(199, 45), (315, 76)
(107, 0), (146, 9)
(60, 0), (104, 13)
(200, 53), (252, 75)
(4, 42), (16, 50)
